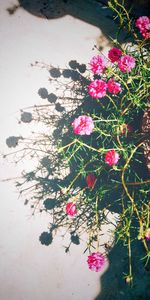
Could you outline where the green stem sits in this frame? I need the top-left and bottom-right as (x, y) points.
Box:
(96, 196), (100, 251)
(78, 140), (124, 153)
(58, 139), (77, 153)
(106, 94), (117, 109)
(127, 179), (150, 186)
(66, 145), (81, 162)
(128, 232), (133, 284)
(67, 161), (90, 192)
(114, 0), (131, 32)
(121, 142), (149, 253)
(108, 68), (130, 93)
(94, 117), (118, 122)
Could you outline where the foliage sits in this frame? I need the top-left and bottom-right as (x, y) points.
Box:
(4, 0), (150, 283)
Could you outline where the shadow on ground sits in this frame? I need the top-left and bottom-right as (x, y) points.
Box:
(4, 1), (150, 298)
(4, 58), (150, 299)
(95, 241), (150, 300)
(6, 0), (149, 52)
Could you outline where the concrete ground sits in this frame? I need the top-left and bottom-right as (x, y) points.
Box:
(0, 1), (112, 300)
(0, 1), (149, 300)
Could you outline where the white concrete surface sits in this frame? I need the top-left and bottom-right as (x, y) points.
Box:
(0, 1), (110, 299)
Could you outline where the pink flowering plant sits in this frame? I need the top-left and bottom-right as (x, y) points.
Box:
(4, 0), (150, 285)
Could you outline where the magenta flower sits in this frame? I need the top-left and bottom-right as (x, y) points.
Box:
(72, 115), (94, 135)
(107, 78), (121, 94)
(144, 228), (150, 241)
(108, 47), (122, 63)
(105, 150), (120, 166)
(66, 202), (77, 217)
(88, 79), (107, 98)
(89, 55), (107, 75)
(118, 55), (135, 73)
(87, 252), (106, 272)
(135, 16), (150, 39)
(86, 173), (96, 188)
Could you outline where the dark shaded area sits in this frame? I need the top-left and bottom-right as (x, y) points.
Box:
(39, 231), (53, 245)
(17, 0), (150, 19)
(47, 93), (58, 103)
(49, 68), (61, 78)
(70, 233), (80, 245)
(6, 0), (124, 44)
(7, 0), (149, 44)
(21, 111), (33, 123)
(38, 87), (48, 99)
(95, 241), (150, 300)
(43, 198), (57, 210)
(6, 136), (23, 148)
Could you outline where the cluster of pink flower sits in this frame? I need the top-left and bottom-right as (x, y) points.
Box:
(71, 115), (120, 163)
(66, 18), (150, 272)
(108, 48), (136, 72)
(88, 49), (136, 99)
(135, 16), (150, 39)
(69, 51), (124, 269)
(65, 151), (120, 271)
(88, 77), (121, 98)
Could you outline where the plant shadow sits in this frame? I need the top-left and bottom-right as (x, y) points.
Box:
(4, 59), (123, 242)
(94, 240), (150, 300)
(4, 58), (150, 296)
(7, 0), (149, 43)
(4, 0), (150, 297)
(6, 0), (134, 48)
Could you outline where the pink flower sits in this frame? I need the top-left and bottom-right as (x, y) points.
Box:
(72, 115), (94, 135)
(135, 16), (150, 39)
(88, 79), (107, 98)
(108, 47), (122, 63)
(66, 202), (77, 217)
(141, 30), (150, 39)
(144, 228), (150, 241)
(87, 252), (106, 272)
(107, 78), (121, 94)
(118, 55), (135, 73)
(105, 150), (120, 166)
(86, 173), (96, 188)
(89, 55), (107, 75)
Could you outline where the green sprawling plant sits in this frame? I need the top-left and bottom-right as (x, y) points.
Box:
(4, 0), (150, 284)
(58, 0), (150, 281)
